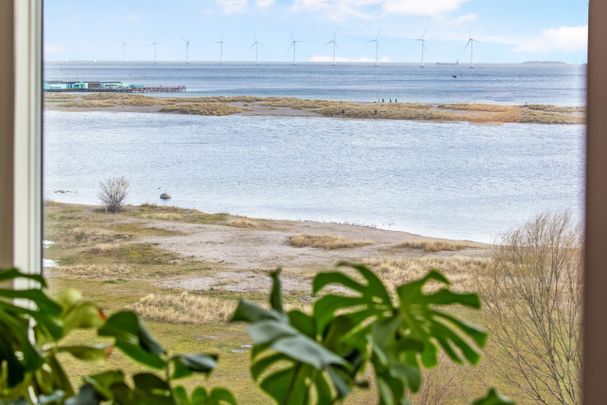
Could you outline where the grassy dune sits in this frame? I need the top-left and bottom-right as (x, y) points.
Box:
(45, 92), (584, 124)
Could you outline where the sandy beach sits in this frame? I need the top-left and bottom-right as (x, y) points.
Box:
(44, 92), (585, 124)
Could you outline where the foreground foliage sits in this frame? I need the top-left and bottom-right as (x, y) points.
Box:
(0, 265), (513, 404)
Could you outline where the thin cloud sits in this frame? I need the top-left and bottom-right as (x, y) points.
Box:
(442, 12), (477, 28)
(292, 0), (468, 20)
(217, 0), (248, 15)
(382, 0), (468, 16)
(256, 0), (275, 8)
(515, 25), (588, 53)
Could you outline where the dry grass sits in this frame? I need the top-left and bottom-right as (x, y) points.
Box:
(51, 228), (132, 248)
(288, 233), (373, 250)
(47, 93), (584, 124)
(159, 103), (243, 116)
(62, 243), (183, 267)
(519, 108), (584, 124)
(524, 104), (585, 113)
(363, 256), (490, 290)
(128, 292), (236, 325)
(131, 204), (229, 224)
(48, 263), (131, 279)
(227, 218), (259, 228)
(395, 239), (479, 252)
(439, 103), (512, 112)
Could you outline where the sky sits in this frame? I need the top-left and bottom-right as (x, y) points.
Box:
(44, 0), (589, 64)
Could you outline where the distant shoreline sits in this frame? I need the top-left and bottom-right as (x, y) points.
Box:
(45, 93), (585, 125)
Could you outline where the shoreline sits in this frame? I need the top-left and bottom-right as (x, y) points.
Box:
(44, 200), (489, 274)
(45, 194), (491, 244)
(44, 93), (585, 125)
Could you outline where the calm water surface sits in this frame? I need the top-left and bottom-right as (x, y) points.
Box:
(44, 111), (584, 242)
(44, 62), (585, 106)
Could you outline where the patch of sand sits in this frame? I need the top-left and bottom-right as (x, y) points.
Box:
(137, 217), (489, 293)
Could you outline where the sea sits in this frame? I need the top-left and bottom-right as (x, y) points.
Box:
(43, 62), (586, 242)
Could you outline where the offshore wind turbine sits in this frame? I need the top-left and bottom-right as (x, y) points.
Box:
(463, 31), (479, 68)
(215, 36), (225, 64)
(250, 34), (262, 65)
(182, 37), (194, 64)
(91, 40), (98, 64)
(151, 42), (159, 64)
(289, 34), (303, 65)
(325, 30), (339, 66)
(120, 42), (128, 63)
(368, 30), (380, 67)
(414, 26), (428, 67)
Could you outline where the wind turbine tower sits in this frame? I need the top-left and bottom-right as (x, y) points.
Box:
(92, 40), (98, 64)
(151, 42), (159, 64)
(250, 35), (262, 65)
(120, 42), (128, 63)
(414, 27), (428, 67)
(215, 36), (225, 65)
(368, 31), (380, 67)
(289, 35), (303, 65)
(464, 32), (479, 69)
(182, 37), (194, 64)
(325, 31), (339, 66)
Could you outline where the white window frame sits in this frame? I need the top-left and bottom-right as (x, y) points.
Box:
(12, 0), (42, 281)
(3, 0), (607, 403)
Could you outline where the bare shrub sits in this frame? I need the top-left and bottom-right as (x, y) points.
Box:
(480, 212), (581, 405)
(98, 176), (129, 213)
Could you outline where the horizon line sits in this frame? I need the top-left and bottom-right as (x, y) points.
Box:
(44, 60), (579, 65)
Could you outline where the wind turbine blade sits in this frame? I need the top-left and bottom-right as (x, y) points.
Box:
(463, 40), (471, 51)
(422, 25), (428, 40)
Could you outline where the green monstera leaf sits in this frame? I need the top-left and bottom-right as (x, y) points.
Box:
(233, 269), (358, 404)
(312, 262), (488, 405)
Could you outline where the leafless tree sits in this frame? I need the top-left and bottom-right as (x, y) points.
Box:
(481, 212), (581, 405)
(98, 176), (129, 213)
